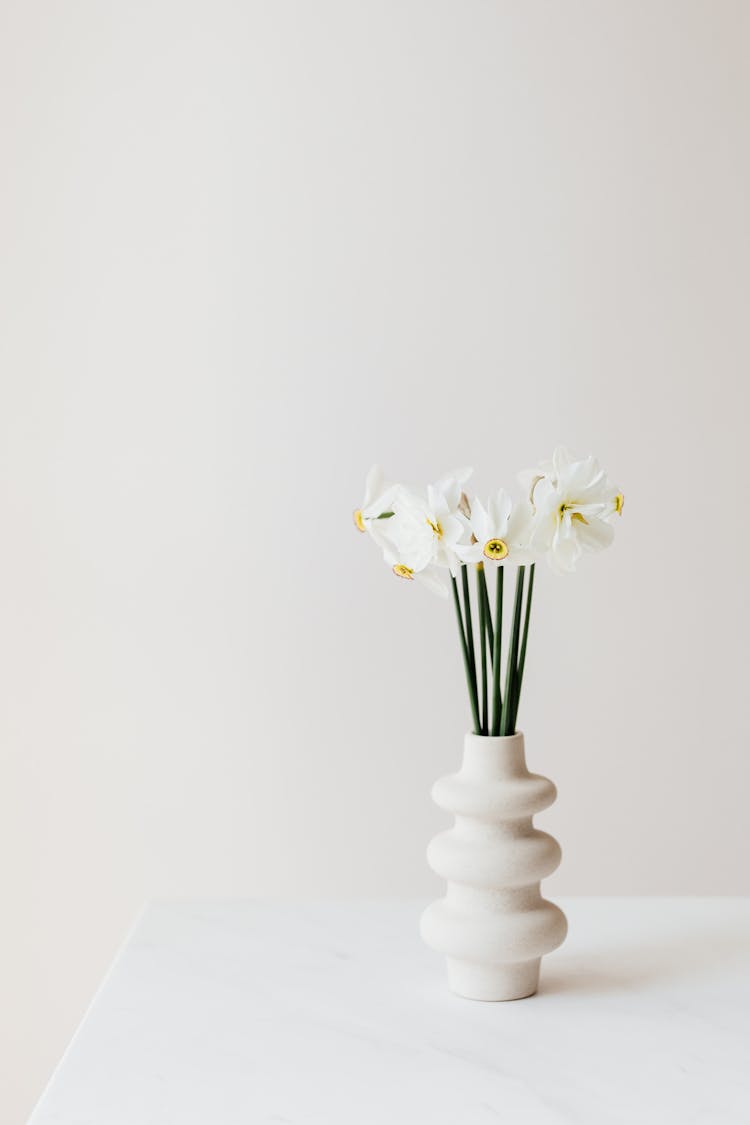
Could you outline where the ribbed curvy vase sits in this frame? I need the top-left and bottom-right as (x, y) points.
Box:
(420, 732), (567, 1001)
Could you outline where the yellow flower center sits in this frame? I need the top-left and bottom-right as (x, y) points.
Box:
(426, 518), (443, 539)
(483, 538), (509, 561)
(615, 492), (624, 515)
(392, 563), (414, 580)
(353, 509), (366, 532)
(559, 503), (588, 525)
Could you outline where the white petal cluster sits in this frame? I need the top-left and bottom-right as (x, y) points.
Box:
(355, 448), (623, 595)
(523, 447), (624, 574)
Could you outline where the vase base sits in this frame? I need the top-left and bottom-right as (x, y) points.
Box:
(446, 957), (541, 1002)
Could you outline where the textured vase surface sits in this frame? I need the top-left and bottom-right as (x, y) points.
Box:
(420, 732), (567, 1001)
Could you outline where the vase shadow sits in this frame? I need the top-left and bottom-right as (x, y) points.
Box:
(539, 909), (750, 997)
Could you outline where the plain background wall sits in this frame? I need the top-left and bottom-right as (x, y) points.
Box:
(1, 0), (749, 1120)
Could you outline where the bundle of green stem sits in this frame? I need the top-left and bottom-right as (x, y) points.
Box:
(450, 562), (535, 737)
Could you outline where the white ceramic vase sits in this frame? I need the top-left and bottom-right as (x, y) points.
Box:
(420, 732), (567, 1001)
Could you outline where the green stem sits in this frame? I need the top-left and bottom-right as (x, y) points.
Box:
(477, 567), (488, 734)
(451, 574), (481, 734)
(478, 564), (494, 655)
(500, 566), (525, 736)
(460, 565), (479, 729)
(490, 566), (504, 735)
(512, 563), (535, 731)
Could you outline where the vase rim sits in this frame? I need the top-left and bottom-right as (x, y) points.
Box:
(464, 730), (524, 742)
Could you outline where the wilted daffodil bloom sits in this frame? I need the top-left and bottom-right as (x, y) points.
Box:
(454, 488), (534, 567)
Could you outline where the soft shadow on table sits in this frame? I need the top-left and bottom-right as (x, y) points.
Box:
(540, 914), (750, 997)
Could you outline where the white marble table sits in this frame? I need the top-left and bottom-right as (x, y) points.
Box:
(29, 899), (750, 1125)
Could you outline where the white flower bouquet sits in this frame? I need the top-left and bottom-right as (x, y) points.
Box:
(354, 447), (624, 737)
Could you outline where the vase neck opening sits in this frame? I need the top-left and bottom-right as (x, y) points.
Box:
(461, 731), (527, 779)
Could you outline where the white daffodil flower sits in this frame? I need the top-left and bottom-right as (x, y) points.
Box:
(455, 488), (535, 566)
(369, 468), (473, 597)
(386, 471), (472, 578)
(376, 492), (448, 596)
(429, 467), (473, 517)
(352, 465), (397, 533)
(523, 446), (621, 573)
(381, 536), (449, 598)
(606, 487), (625, 520)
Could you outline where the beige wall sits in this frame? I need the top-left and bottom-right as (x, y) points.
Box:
(2, 1), (749, 1120)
